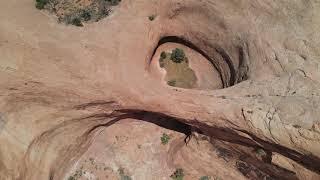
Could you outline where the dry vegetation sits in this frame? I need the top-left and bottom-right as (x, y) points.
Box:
(159, 49), (197, 89)
(35, 0), (121, 26)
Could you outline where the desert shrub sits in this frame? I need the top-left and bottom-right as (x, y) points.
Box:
(148, 14), (156, 21)
(67, 169), (83, 180)
(100, 8), (112, 17)
(255, 148), (267, 156)
(199, 176), (211, 180)
(167, 80), (176, 87)
(160, 51), (167, 59)
(68, 176), (75, 180)
(71, 18), (83, 27)
(170, 48), (186, 63)
(159, 59), (165, 68)
(170, 168), (184, 180)
(167, 80), (177, 87)
(159, 52), (167, 68)
(106, 0), (122, 6)
(118, 167), (132, 180)
(35, 0), (122, 26)
(81, 10), (92, 21)
(121, 175), (132, 180)
(35, 0), (49, 9)
(161, 133), (170, 145)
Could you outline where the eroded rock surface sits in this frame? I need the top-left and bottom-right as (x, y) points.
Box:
(0, 0), (320, 179)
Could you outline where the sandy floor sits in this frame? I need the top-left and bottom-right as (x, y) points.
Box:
(150, 43), (223, 90)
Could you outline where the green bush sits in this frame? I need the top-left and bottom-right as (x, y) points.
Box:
(81, 10), (92, 21)
(159, 52), (167, 68)
(167, 80), (176, 87)
(170, 168), (184, 180)
(255, 148), (267, 156)
(148, 14), (156, 21)
(67, 169), (83, 180)
(161, 133), (170, 145)
(35, 0), (49, 9)
(160, 51), (167, 59)
(121, 175), (132, 180)
(118, 167), (132, 180)
(71, 18), (83, 27)
(106, 0), (122, 6)
(35, 0), (122, 26)
(68, 176), (75, 180)
(199, 176), (211, 180)
(170, 48), (186, 63)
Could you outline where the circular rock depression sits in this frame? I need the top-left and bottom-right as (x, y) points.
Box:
(150, 42), (223, 90)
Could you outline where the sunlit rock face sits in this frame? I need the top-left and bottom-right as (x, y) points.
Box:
(0, 0), (320, 179)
